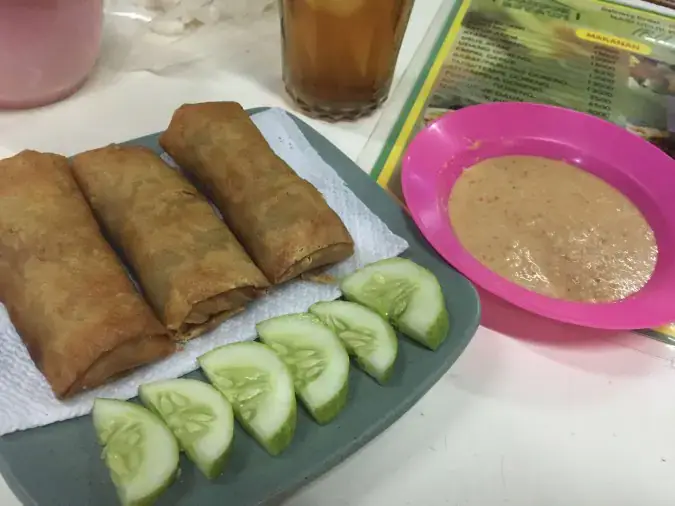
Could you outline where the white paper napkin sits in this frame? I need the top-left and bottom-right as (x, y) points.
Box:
(0, 108), (408, 436)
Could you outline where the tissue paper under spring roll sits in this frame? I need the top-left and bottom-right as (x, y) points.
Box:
(71, 145), (271, 340)
(0, 151), (175, 399)
(159, 101), (355, 284)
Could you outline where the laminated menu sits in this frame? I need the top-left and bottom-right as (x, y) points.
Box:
(369, 0), (675, 342)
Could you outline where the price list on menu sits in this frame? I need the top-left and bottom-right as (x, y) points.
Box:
(373, 0), (675, 343)
(432, 17), (626, 124)
(587, 45), (620, 120)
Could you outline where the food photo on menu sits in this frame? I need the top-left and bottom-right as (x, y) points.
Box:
(1, 1), (675, 506)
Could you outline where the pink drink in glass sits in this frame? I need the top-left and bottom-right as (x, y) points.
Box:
(0, 0), (103, 109)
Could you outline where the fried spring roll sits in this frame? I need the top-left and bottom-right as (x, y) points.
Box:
(0, 151), (175, 398)
(159, 101), (355, 284)
(71, 145), (270, 340)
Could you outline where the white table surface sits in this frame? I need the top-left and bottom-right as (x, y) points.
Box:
(2, 1), (675, 505)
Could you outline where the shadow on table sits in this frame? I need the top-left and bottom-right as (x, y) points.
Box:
(479, 287), (620, 346)
(478, 286), (661, 377)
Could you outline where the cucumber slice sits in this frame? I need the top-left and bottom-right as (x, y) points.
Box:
(309, 300), (398, 384)
(138, 379), (234, 479)
(340, 257), (450, 350)
(92, 398), (179, 506)
(257, 313), (350, 425)
(198, 342), (296, 456)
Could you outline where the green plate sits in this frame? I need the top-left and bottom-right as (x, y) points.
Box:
(0, 109), (480, 506)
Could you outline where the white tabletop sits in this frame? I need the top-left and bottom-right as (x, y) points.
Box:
(2, 1), (675, 505)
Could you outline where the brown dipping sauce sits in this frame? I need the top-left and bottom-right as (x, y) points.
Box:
(448, 156), (658, 303)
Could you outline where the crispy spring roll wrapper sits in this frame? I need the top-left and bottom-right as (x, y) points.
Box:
(0, 151), (175, 399)
(71, 145), (270, 340)
(159, 101), (355, 284)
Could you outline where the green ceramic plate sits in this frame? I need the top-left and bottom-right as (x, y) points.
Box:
(0, 109), (480, 506)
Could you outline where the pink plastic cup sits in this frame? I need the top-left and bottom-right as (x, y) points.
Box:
(0, 0), (103, 109)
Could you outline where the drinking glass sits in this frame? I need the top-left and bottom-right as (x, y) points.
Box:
(0, 0), (103, 109)
(279, 0), (415, 120)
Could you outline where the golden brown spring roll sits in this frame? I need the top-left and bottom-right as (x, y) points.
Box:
(0, 151), (175, 399)
(71, 145), (270, 340)
(159, 101), (355, 284)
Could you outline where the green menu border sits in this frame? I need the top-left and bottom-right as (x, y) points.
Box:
(371, 0), (675, 346)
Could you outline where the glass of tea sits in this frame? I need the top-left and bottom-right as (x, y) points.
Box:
(279, 0), (415, 120)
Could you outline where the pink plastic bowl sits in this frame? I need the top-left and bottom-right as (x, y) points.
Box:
(402, 102), (675, 330)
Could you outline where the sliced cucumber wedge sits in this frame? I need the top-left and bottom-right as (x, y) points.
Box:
(309, 300), (398, 384)
(198, 341), (296, 456)
(92, 398), (179, 506)
(139, 379), (234, 480)
(340, 258), (450, 351)
(257, 313), (350, 425)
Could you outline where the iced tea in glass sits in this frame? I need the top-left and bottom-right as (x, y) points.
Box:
(279, 0), (415, 120)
